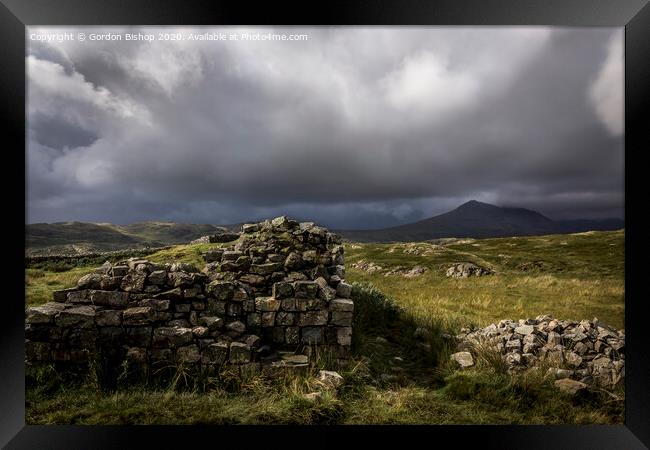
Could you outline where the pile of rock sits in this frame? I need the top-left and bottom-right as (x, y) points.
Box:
(25, 216), (355, 376)
(452, 315), (624, 389)
(445, 262), (493, 278)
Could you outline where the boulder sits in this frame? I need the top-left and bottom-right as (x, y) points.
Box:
(446, 263), (492, 278)
(76, 273), (104, 290)
(451, 351), (474, 368)
(555, 378), (588, 395)
(317, 370), (344, 389)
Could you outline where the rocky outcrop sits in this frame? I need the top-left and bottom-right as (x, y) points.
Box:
(25, 217), (354, 376)
(350, 259), (383, 274)
(445, 263), (493, 278)
(454, 315), (624, 389)
(384, 265), (428, 278)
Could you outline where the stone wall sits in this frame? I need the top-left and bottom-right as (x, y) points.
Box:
(25, 217), (354, 375)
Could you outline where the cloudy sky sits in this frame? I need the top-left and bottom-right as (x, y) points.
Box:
(26, 26), (624, 229)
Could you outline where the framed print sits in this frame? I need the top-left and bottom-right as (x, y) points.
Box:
(2, 0), (649, 448)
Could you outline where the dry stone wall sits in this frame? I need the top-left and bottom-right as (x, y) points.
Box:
(25, 217), (354, 375)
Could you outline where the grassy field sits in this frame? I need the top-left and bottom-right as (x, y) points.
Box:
(24, 230), (625, 424)
(345, 230), (624, 329)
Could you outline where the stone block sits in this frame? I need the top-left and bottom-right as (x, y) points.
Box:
(123, 307), (155, 326)
(202, 341), (229, 365)
(207, 281), (235, 300)
(298, 311), (328, 326)
(77, 273), (104, 290)
(226, 321), (246, 334)
(52, 288), (77, 303)
(243, 298), (256, 312)
(148, 270), (167, 285)
(199, 316), (223, 331)
(335, 282), (352, 298)
(137, 299), (170, 311)
(120, 272), (147, 292)
(207, 299), (227, 315)
(247, 312), (261, 327)
(155, 287), (183, 300)
(229, 342), (251, 364)
(26, 302), (65, 324)
(176, 345), (201, 364)
(100, 277), (122, 291)
(261, 312), (276, 327)
(250, 263), (282, 276)
(276, 312), (296, 326)
(301, 327), (325, 344)
(67, 290), (91, 304)
(272, 282), (294, 299)
(296, 297), (326, 311)
(125, 326), (152, 347)
(330, 298), (354, 312)
(89, 290), (129, 308)
(255, 297), (280, 312)
(330, 311), (353, 327)
(153, 327), (193, 348)
(280, 298), (297, 311)
(54, 306), (96, 328)
(335, 327), (352, 346)
(95, 309), (122, 327)
(294, 281), (319, 299)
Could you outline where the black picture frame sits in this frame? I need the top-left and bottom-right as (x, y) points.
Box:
(2, 0), (648, 448)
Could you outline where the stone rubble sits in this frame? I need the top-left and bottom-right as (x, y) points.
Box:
(454, 315), (624, 388)
(25, 217), (354, 376)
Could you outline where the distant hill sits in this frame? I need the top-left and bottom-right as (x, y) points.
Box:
(25, 221), (240, 256)
(337, 200), (624, 242)
(25, 201), (625, 254)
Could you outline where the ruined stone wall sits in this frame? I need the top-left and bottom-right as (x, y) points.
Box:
(25, 217), (354, 375)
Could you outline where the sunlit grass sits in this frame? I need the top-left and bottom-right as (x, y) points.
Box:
(344, 230), (624, 329)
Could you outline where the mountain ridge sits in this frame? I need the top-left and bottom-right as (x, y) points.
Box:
(336, 200), (623, 242)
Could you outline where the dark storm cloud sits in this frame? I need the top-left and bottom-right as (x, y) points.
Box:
(26, 27), (624, 228)
(30, 112), (99, 150)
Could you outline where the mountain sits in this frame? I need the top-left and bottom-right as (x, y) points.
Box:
(337, 200), (624, 242)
